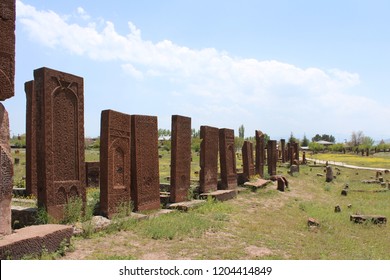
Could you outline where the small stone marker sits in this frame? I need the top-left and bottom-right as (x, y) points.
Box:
(350, 215), (387, 224)
(325, 166), (333, 182)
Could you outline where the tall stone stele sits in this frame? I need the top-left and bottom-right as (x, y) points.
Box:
(0, 0), (15, 236)
(32, 67), (86, 221)
(199, 125), (219, 193)
(170, 115), (192, 203)
(219, 128), (237, 190)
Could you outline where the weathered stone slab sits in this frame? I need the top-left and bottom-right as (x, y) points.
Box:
(11, 206), (37, 229)
(131, 115), (160, 211)
(0, 104), (13, 236)
(170, 115), (191, 203)
(33, 67), (86, 221)
(267, 140), (277, 176)
(167, 200), (206, 211)
(100, 110), (131, 218)
(0, 224), (73, 260)
(25, 80), (38, 197)
(242, 140), (254, 182)
(0, 0), (16, 101)
(280, 139), (286, 163)
(243, 178), (271, 189)
(350, 215), (387, 224)
(199, 125), (219, 193)
(219, 128), (237, 190)
(86, 161), (100, 188)
(199, 189), (237, 202)
(255, 130), (265, 177)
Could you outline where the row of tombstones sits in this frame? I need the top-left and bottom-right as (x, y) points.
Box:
(23, 67), (301, 220)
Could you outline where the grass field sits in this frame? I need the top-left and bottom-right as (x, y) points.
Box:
(308, 152), (390, 169)
(10, 148), (390, 260)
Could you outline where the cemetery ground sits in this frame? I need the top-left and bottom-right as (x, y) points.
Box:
(10, 148), (390, 260)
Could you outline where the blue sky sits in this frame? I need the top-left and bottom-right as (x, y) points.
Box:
(6, 0), (390, 142)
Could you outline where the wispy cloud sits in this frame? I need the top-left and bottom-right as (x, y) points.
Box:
(16, 0), (389, 139)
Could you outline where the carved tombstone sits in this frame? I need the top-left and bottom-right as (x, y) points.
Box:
(86, 161), (100, 188)
(267, 140), (277, 176)
(255, 130), (265, 178)
(100, 110), (131, 218)
(0, 0), (16, 101)
(170, 115), (192, 203)
(25, 81), (38, 197)
(131, 115), (160, 211)
(219, 128), (237, 190)
(33, 67), (86, 221)
(242, 140), (254, 181)
(199, 125), (219, 193)
(280, 139), (286, 163)
(0, 104), (13, 235)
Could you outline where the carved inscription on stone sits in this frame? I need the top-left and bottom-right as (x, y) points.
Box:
(33, 67), (86, 221)
(0, 104), (13, 235)
(131, 115), (160, 211)
(242, 140), (254, 181)
(199, 126), (219, 193)
(100, 110), (131, 218)
(0, 0), (15, 101)
(25, 81), (38, 197)
(219, 128), (237, 190)
(170, 115), (191, 203)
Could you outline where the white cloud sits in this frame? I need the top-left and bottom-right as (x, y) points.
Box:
(16, 0), (390, 139)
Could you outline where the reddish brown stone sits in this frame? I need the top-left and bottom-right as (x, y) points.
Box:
(242, 140), (254, 182)
(86, 161), (100, 188)
(0, 224), (73, 260)
(255, 130), (265, 178)
(267, 140), (277, 176)
(280, 139), (286, 163)
(100, 110), (131, 218)
(170, 115), (191, 203)
(0, 104), (13, 236)
(199, 125), (219, 193)
(25, 80), (38, 197)
(131, 115), (160, 211)
(219, 128), (237, 190)
(33, 67), (86, 221)
(0, 0), (15, 101)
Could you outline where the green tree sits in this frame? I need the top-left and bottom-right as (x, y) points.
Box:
(309, 142), (325, 153)
(289, 132), (298, 143)
(301, 134), (309, 147)
(238, 124), (245, 139)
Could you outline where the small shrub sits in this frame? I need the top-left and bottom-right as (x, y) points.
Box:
(62, 196), (83, 224)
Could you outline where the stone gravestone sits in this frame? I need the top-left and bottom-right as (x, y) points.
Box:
(255, 130), (265, 178)
(0, 0), (15, 101)
(131, 115), (160, 211)
(0, 104), (13, 235)
(86, 161), (100, 188)
(199, 125), (219, 193)
(25, 81), (38, 197)
(219, 128), (237, 190)
(267, 140), (277, 176)
(242, 140), (254, 181)
(0, 0), (15, 236)
(325, 165), (334, 183)
(170, 115), (192, 203)
(280, 139), (286, 163)
(100, 110), (131, 218)
(33, 67), (86, 221)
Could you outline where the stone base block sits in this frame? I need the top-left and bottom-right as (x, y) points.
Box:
(0, 224), (73, 259)
(167, 200), (206, 211)
(199, 189), (237, 202)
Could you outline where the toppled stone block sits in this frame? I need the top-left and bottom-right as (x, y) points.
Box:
(307, 217), (320, 228)
(0, 224), (73, 259)
(350, 215), (387, 224)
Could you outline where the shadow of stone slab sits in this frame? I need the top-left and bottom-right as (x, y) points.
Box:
(199, 189), (237, 202)
(0, 224), (73, 260)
